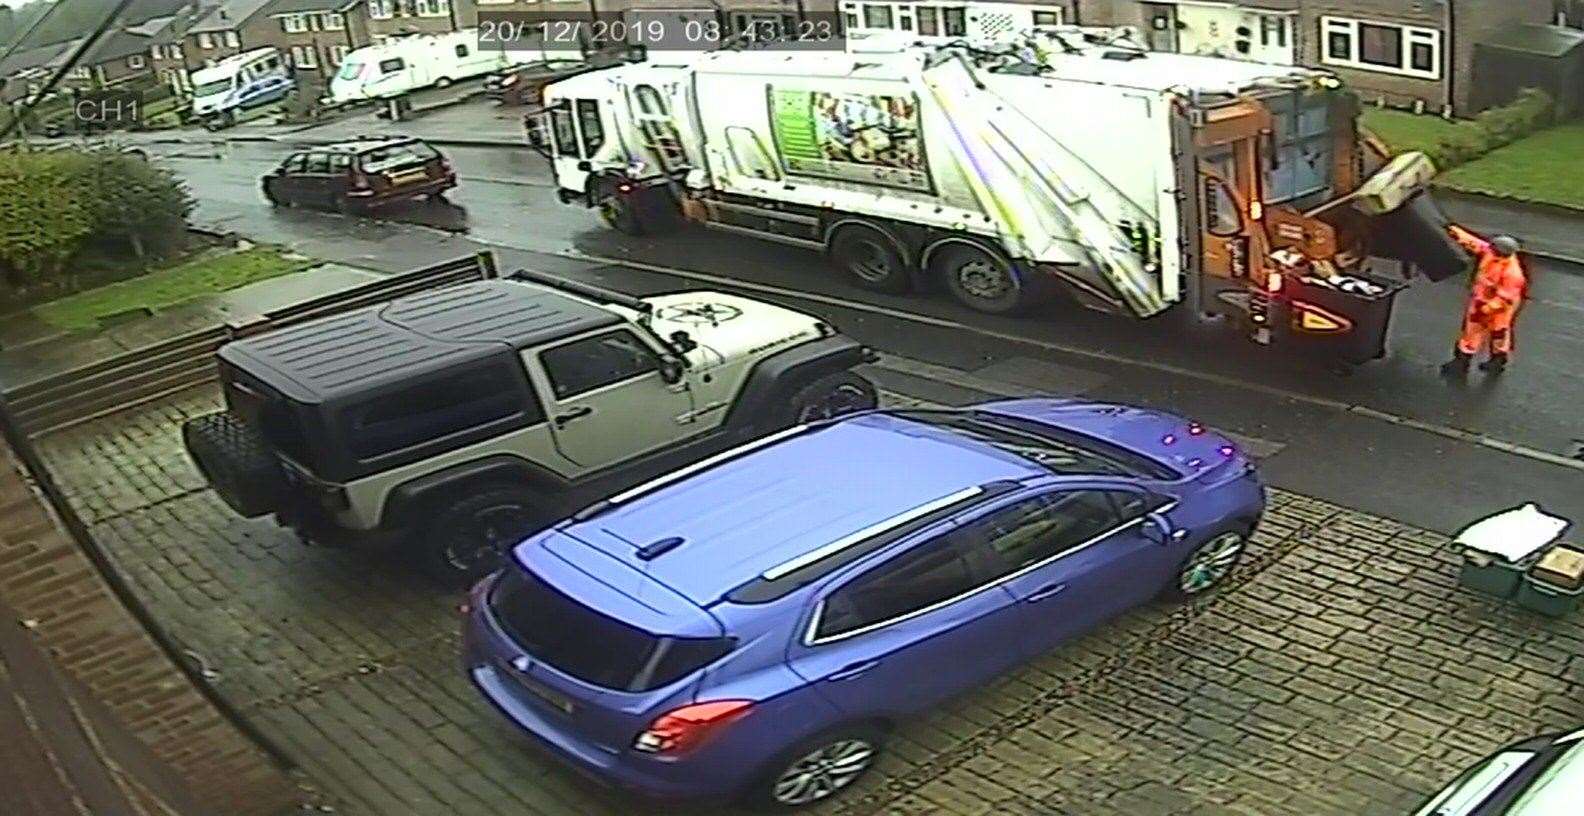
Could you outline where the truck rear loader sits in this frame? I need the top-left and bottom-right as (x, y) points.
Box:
(533, 29), (1463, 363)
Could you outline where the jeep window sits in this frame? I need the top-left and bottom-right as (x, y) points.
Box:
(343, 364), (525, 459)
(490, 567), (732, 692)
(540, 329), (660, 400)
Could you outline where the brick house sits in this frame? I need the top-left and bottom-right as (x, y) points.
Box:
(62, 30), (160, 90)
(1087, 1), (1560, 115)
(0, 39), (77, 104)
(183, 0), (280, 67)
(268, 0), (366, 92)
(348, 0), (469, 43)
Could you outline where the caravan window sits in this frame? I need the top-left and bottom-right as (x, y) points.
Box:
(379, 57), (404, 74)
(917, 7), (939, 35)
(943, 8), (966, 36)
(338, 60), (364, 80)
(455, 44), (469, 58)
(576, 100), (605, 155)
(550, 104), (578, 158)
(863, 5), (893, 28)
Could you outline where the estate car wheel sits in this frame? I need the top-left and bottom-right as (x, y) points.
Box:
(747, 725), (884, 810)
(935, 243), (1030, 315)
(784, 372), (878, 426)
(1163, 530), (1248, 601)
(421, 487), (544, 585)
(828, 224), (909, 294)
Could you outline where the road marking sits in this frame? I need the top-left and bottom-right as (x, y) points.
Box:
(556, 248), (1582, 473)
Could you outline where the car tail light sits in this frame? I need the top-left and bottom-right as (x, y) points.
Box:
(633, 700), (752, 754)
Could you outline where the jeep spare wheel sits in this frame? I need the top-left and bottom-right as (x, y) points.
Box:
(182, 411), (286, 518)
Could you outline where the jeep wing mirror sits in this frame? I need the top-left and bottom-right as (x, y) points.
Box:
(660, 358), (686, 384)
(669, 331), (697, 354)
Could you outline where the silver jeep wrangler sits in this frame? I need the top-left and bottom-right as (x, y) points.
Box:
(182, 270), (877, 581)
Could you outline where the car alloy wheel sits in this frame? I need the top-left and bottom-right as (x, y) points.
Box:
(796, 381), (872, 423)
(770, 738), (875, 806)
(1177, 531), (1244, 594)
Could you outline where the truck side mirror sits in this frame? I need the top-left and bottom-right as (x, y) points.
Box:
(577, 160), (592, 172)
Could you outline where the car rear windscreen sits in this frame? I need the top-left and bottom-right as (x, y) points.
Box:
(359, 141), (439, 173)
(489, 567), (731, 693)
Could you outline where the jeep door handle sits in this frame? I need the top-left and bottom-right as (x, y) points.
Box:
(826, 660), (880, 682)
(1023, 583), (1067, 603)
(554, 406), (593, 428)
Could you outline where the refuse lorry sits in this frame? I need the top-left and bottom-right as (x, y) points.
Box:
(533, 28), (1465, 362)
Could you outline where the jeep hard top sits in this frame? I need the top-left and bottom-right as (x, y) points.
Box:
(183, 269), (877, 581)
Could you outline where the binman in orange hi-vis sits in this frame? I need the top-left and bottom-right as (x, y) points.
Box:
(1442, 225), (1527, 376)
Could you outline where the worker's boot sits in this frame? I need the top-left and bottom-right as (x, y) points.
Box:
(1440, 351), (1472, 377)
(1480, 353), (1509, 374)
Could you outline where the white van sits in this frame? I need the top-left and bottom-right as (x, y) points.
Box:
(327, 29), (519, 104)
(189, 48), (293, 126)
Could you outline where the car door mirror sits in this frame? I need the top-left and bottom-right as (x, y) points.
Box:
(668, 331), (697, 354)
(1142, 513), (1174, 545)
(659, 358), (685, 384)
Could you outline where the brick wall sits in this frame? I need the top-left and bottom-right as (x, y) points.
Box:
(0, 422), (300, 816)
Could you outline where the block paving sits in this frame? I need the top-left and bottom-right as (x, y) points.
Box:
(31, 383), (1584, 816)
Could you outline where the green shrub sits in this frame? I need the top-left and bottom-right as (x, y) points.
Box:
(0, 148), (193, 299)
(1428, 88), (1554, 171)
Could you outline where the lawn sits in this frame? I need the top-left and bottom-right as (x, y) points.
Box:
(1438, 121), (1584, 211)
(33, 246), (316, 332)
(1358, 107), (1460, 156)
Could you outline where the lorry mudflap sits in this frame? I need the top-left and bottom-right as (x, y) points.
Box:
(1368, 190), (1467, 282)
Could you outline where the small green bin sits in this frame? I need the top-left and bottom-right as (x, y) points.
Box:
(1515, 576), (1584, 618)
(1457, 553), (1533, 598)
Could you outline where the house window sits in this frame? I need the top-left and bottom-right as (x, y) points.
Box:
(1259, 14), (1287, 48)
(70, 66), (91, 79)
(1319, 16), (1440, 80)
(330, 45), (351, 64)
(282, 14), (307, 33)
(323, 13), (345, 30)
(1032, 10), (1062, 26)
(863, 4), (893, 29)
(128, 54), (146, 69)
(197, 32), (214, 49)
(942, 7), (966, 36)
(292, 45), (318, 69)
(369, 0), (394, 19)
(223, 31), (240, 48)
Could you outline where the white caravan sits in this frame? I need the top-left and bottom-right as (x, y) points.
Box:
(537, 33), (1463, 364)
(327, 29), (521, 104)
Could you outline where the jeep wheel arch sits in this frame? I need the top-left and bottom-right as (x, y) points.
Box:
(384, 454), (566, 532)
(722, 335), (874, 439)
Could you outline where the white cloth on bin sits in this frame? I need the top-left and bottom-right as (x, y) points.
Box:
(1454, 504), (1570, 563)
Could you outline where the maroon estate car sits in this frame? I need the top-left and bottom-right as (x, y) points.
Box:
(262, 136), (456, 213)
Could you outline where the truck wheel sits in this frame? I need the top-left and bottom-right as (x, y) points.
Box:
(594, 179), (645, 235)
(420, 486), (545, 586)
(935, 244), (1029, 315)
(783, 372), (878, 426)
(828, 224), (909, 294)
(181, 411), (284, 518)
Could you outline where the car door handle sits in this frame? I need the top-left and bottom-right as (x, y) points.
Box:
(1023, 583), (1067, 603)
(825, 660), (879, 682)
(553, 406), (593, 428)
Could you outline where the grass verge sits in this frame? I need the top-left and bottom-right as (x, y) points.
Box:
(33, 246), (316, 332)
(1436, 121), (1584, 212)
(1358, 108), (1460, 156)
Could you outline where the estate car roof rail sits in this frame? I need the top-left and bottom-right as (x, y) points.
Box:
(571, 424), (813, 522)
(509, 268), (654, 316)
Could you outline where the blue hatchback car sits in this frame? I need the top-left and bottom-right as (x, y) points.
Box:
(463, 400), (1265, 808)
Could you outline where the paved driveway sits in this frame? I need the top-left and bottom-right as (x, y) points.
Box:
(33, 369), (1584, 816)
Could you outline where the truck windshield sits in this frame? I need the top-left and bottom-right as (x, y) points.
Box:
(1264, 91), (1334, 204)
(488, 567), (732, 692)
(192, 79), (232, 97)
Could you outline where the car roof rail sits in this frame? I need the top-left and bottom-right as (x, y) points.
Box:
(572, 424), (812, 522)
(509, 268), (653, 316)
(758, 480), (1019, 582)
